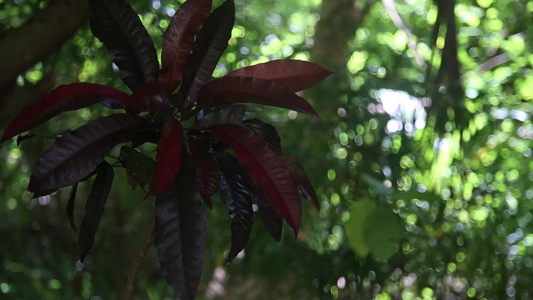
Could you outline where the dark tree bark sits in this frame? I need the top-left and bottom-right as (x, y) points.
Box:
(0, 0), (89, 95)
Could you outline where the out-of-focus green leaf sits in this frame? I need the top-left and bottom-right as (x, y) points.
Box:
(345, 199), (375, 257)
(364, 206), (402, 260)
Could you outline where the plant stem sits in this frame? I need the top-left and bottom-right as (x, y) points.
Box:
(124, 216), (155, 300)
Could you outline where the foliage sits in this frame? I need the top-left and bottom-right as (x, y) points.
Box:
(0, 0), (328, 299)
(1, 0), (533, 299)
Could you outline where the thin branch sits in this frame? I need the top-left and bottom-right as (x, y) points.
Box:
(123, 216), (156, 300)
(381, 0), (427, 70)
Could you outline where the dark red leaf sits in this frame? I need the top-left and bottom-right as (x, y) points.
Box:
(242, 119), (281, 150)
(226, 59), (332, 92)
(160, 0), (212, 95)
(79, 161), (114, 261)
(131, 128), (161, 147)
(28, 114), (146, 194)
(193, 105), (246, 129)
(155, 156), (206, 300)
(147, 117), (183, 197)
(189, 136), (219, 208)
(67, 183), (78, 231)
(126, 171), (138, 191)
(1, 83), (130, 143)
(209, 124), (301, 235)
(177, 0), (235, 111)
(197, 76), (319, 117)
(240, 169), (283, 241)
(254, 192), (283, 242)
(89, 0), (158, 91)
(279, 153), (319, 210)
(129, 81), (171, 113)
(217, 154), (254, 263)
(119, 146), (155, 189)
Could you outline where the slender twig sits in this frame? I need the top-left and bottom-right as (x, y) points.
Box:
(124, 216), (156, 300)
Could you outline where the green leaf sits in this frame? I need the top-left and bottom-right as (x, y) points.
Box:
(344, 199), (375, 257)
(364, 206), (402, 260)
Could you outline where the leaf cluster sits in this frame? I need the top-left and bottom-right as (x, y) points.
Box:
(1, 0), (330, 298)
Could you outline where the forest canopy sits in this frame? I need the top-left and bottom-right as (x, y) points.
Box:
(0, 0), (532, 299)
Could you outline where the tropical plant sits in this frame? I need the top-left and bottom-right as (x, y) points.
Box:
(0, 0), (330, 298)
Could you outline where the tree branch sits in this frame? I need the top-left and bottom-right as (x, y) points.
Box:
(123, 216), (156, 300)
(0, 0), (89, 94)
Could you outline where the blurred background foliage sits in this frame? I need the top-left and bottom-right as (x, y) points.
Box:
(1, 0), (533, 299)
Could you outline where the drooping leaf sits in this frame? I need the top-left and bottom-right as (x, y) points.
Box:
(225, 59), (332, 92)
(28, 113), (146, 194)
(147, 117), (183, 198)
(197, 76), (319, 117)
(119, 146), (155, 188)
(155, 156), (207, 300)
(129, 81), (171, 113)
(1, 83), (130, 143)
(242, 119), (281, 150)
(254, 192), (283, 242)
(239, 168), (282, 241)
(217, 153), (253, 263)
(89, 0), (159, 91)
(278, 153), (319, 209)
(66, 183), (78, 231)
(177, 0), (235, 111)
(79, 161), (114, 261)
(193, 105), (246, 129)
(160, 0), (212, 95)
(209, 124), (301, 235)
(189, 135), (219, 208)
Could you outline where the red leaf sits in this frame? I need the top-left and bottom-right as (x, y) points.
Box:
(130, 81), (171, 112)
(197, 76), (319, 117)
(209, 124), (301, 235)
(279, 153), (319, 210)
(155, 157), (206, 300)
(1, 83), (130, 143)
(89, 0), (159, 91)
(28, 114), (146, 193)
(189, 136), (220, 208)
(177, 0), (235, 111)
(160, 0), (212, 95)
(226, 59), (332, 92)
(79, 161), (114, 262)
(147, 117), (184, 197)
